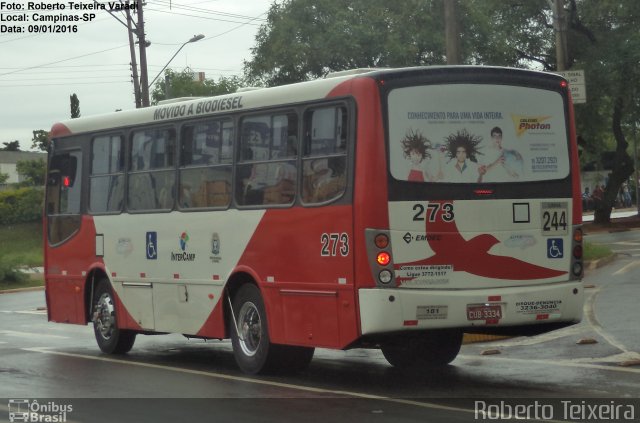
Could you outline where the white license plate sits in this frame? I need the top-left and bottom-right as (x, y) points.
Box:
(467, 304), (502, 321)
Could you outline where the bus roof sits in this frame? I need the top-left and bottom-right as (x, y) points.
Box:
(50, 66), (563, 138)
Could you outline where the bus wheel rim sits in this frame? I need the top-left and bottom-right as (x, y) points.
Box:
(95, 293), (116, 340)
(238, 302), (261, 357)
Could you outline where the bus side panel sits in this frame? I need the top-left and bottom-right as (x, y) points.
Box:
(349, 78), (390, 291)
(45, 215), (97, 325)
(237, 206), (357, 349)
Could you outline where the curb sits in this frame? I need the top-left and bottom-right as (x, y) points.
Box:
(0, 286), (45, 295)
(585, 253), (617, 271)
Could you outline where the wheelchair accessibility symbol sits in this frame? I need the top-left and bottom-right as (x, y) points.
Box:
(146, 231), (158, 260)
(547, 238), (563, 259)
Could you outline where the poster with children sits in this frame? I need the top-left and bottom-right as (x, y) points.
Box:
(388, 83), (570, 184)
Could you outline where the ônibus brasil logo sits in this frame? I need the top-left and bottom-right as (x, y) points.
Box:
(8, 399), (73, 423)
(171, 231), (196, 262)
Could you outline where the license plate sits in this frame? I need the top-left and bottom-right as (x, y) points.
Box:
(467, 304), (502, 321)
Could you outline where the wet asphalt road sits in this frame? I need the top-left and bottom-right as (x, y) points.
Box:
(1, 230), (639, 422)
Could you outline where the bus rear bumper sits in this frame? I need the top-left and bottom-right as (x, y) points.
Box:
(358, 282), (584, 336)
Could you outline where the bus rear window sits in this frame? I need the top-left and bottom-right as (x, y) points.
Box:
(388, 84), (570, 184)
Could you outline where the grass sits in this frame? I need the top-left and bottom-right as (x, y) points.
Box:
(0, 273), (43, 291)
(0, 221), (43, 267)
(0, 221), (44, 290)
(583, 241), (613, 261)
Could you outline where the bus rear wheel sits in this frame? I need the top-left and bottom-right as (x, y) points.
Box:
(381, 330), (462, 369)
(229, 283), (314, 374)
(92, 279), (136, 354)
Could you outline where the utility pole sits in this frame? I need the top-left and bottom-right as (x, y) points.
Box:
(553, 0), (568, 70)
(444, 0), (461, 65)
(137, 0), (150, 107)
(126, 3), (141, 108)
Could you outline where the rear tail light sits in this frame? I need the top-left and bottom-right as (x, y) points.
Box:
(374, 234), (389, 249)
(366, 229), (396, 287)
(377, 252), (391, 266)
(571, 227), (583, 278)
(573, 245), (583, 259)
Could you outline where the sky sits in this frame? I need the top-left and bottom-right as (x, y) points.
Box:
(0, 0), (271, 150)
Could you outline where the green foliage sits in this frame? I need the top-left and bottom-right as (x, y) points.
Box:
(16, 159), (46, 186)
(0, 187), (44, 225)
(245, 0), (448, 86)
(70, 93), (81, 118)
(0, 221), (43, 268)
(31, 130), (50, 152)
(0, 173), (8, 184)
(1, 141), (21, 151)
(583, 241), (612, 261)
(150, 68), (244, 104)
(0, 221), (42, 285)
(0, 255), (29, 284)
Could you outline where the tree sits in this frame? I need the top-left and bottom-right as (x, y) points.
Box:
(565, 0), (640, 223)
(31, 130), (50, 152)
(70, 93), (81, 118)
(0, 173), (8, 184)
(244, 0), (448, 86)
(1, 141), (21, 151)
(16, 159), (46, 186)
(150, 68), (244, 104)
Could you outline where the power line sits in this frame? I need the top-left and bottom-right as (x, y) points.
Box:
(145, 7), (263, 26)
(151, 0), (267, 22)
(0, 44), (130, 78)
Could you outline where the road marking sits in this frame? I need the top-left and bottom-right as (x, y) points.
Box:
(0, 330), (68, 340)
(584, 287), (632, 355)
(17, 346), (629, 423)
(613, 261), (640, 275)
(20, 347), (476, 417)
(0, 309), (47, 315)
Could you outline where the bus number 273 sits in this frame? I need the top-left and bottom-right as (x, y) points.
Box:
(321, 233), (350, 257)
(412, 203), (455, 222)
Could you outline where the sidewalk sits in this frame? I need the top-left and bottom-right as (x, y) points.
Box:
(582, 208), (640, 233)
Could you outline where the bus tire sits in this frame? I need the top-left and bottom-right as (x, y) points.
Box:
(92, 279), (136, 354)
(229, 283), (277, 374)
(381, 330), (462, 369)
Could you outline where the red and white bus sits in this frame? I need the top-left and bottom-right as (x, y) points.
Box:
(45, 66), (584, 374)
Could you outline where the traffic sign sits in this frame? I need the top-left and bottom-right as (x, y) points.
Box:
(555, 70), (586, 104)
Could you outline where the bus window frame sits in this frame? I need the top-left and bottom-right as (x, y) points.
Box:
(234, 108), (300, 210)
(46, 145), (85, 246)
(126, 125), (178, 214)
(88, 132), (126, 216)
(300, 102), (351, 207)
(378, 73), (574, 202)
(177, 117), (235, 212)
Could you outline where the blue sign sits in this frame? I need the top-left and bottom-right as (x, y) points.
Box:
(146, 232), (158, 260)
(547, 238), (563, 259)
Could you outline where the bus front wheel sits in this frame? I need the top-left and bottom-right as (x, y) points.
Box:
(381, 330), (463, 369)
(92, 279), (136, 354)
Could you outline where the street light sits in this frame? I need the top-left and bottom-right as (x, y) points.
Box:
(148, 34), (205, 88)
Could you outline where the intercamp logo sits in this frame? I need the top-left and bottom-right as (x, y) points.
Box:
(8, 399), (73, 423)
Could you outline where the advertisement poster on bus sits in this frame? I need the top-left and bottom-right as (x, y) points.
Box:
(388, 84), (570, 184)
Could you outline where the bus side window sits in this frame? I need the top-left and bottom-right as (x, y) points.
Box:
(302, 106), (348, 204)
(128, 128), (176, 211)
(46, 150), (83, 244)
(236, 113), (297, 207)
(89, 134), (124, 214)
(179, 120), (233, 209)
